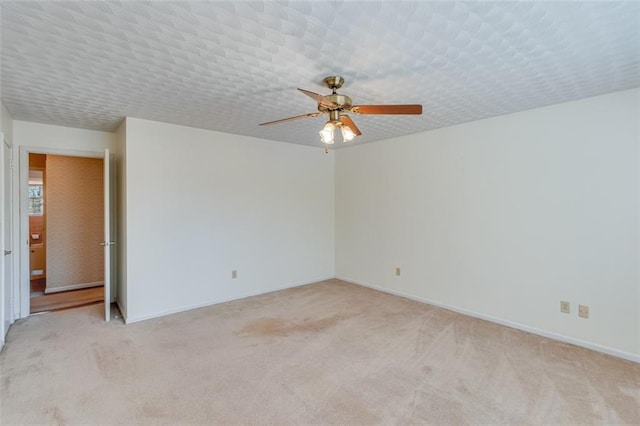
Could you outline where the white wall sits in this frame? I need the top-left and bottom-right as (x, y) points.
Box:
(13, 121), (115, 153)
(123, 118), (335, 322)
(336, 89), (640, 360)
(0, 102), (14, 348)
(13, 120), (116, 318)
(1, 103), (13, 145)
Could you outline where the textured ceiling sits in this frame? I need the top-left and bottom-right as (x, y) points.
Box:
(1, 1), (639, 149)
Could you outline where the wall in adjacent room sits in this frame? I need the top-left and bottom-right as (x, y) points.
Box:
(335, 89), (639, 360)
(45, 155), (104, 292)
(123, 118), (335, 322)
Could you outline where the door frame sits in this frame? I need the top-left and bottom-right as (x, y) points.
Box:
(18, 146), (115, 319)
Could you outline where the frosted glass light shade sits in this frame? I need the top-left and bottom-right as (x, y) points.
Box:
(341, 125), (356, 142)
(319, 122), (335, 144)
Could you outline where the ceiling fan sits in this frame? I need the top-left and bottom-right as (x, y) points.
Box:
(259, 76), (422, 152)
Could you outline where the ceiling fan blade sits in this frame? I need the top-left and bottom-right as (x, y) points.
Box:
(351, 104), (423, 115)
(298, 88), (338, 108)
(259, 112), (322, 126)
(339, 115), (362, 136)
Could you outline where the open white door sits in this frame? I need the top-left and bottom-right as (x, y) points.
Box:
(103, 149), (115, 321)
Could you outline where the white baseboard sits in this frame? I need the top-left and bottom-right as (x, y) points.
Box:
(124, 276), (334, 324)
(44, 281), (104, 294)
(336, 275), (640, 364)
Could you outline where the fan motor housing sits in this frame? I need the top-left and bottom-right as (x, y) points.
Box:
(318, 93), (352, 112)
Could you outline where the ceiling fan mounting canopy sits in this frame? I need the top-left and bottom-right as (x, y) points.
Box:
(323, 76), (344, 90)
(259, 75), (422, 146)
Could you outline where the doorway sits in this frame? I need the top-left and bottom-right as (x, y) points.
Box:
(27, 153), (105, 313)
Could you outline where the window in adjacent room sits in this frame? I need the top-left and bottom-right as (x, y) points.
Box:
(28, 170), (44, 215)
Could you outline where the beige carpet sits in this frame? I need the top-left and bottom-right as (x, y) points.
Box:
(1, 279), (638, 425)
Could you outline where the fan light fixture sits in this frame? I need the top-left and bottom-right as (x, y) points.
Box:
(319, 109), (356, 145)
(319, 118), (356, 144)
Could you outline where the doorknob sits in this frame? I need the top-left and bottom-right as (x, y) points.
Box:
(4, 250), (11, 255)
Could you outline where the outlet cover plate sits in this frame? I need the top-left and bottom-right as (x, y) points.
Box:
(578, 304), (589, 318)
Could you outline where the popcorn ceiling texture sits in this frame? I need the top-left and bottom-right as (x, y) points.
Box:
(1, 1), (639, 148)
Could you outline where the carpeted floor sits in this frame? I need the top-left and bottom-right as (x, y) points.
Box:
(1, 279), (638, 425)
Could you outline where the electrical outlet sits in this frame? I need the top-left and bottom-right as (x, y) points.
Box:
(232, 270), (237, 279)
(560, 301), (570, 314)
(395, 267), (401, 276)
(578, 305), (589, 319)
